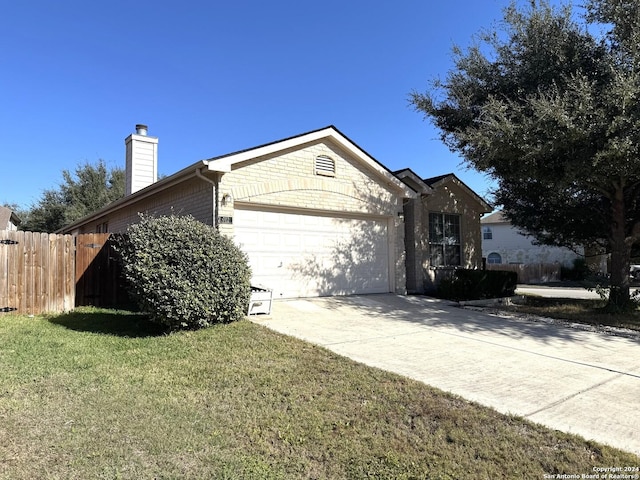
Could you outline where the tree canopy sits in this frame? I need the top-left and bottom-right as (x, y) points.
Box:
(411, 0), (640, 309)
(21, 160), (124, 233)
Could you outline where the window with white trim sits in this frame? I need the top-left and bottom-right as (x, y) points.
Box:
(483, 226), (493, 240)
(429, 212), (461, 266)
(487, 252), (502, 264)
(315, 155), (335, 176)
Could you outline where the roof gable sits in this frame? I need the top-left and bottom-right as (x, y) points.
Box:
(205, 126), (415, 197)
(424, 173), (492, 213)
(423, 173), (452, 186)
(481, 210), (508, 224)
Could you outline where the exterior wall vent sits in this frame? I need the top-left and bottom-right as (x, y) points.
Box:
(315, 155), (335, 177)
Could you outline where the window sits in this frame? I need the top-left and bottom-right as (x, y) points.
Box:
(96, 221), (108, 233)
(315, 155), (335, 176)
(429, 213), (461, 266)
(487, 252), (502, 264)
(483, 226), (493, 240)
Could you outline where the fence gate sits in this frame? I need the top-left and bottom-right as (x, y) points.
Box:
(0, 233), (11, 313)
(0, 230), (75, 315)
(75, 233), (126, 308)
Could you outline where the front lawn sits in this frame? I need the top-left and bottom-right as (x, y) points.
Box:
(0, 309), (637, 479)
(495, 296), (640, 333)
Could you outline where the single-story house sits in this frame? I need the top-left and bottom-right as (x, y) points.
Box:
(0, 206), (21, 231)
(60, 125), (490, 297)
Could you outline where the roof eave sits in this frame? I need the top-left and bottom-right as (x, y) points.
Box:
(57, 161), (209, 233)
(393, 168), (433, 195)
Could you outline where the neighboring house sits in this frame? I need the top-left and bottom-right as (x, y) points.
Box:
(60, 124), (489, 298)
(481, 211), (582, 267)
(395, 170), (492, 292)
(0, 206), (21, 231)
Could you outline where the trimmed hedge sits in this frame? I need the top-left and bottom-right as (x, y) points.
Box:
(437, 269), (518, 301)
(116, 214), (251, 330)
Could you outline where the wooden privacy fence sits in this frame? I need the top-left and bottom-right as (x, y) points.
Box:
(0, 231), (75, 314)
(486, 263), (561, 284)
(75, 233), (126, 309)
(0, 231), (124, 315)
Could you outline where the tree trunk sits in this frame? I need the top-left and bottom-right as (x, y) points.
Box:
(608, 190), (631, 310)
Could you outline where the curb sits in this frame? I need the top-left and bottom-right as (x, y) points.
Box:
(456, 295), (525, 307)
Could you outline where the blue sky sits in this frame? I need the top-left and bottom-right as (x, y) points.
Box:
(1, 0), (530, 209)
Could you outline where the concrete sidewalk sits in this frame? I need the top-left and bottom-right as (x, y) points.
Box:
(516, 284), (640, 300)
(252, 294), (640, 456)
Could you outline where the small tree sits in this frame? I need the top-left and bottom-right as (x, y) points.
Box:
(116, 214), (251, 329)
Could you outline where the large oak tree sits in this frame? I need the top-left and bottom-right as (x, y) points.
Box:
(411, 0), (640, 309)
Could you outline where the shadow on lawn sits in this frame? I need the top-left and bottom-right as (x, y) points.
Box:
(48, 309), (167, 338)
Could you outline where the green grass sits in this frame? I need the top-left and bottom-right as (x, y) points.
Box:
(499, 296), (640, 332)
(0, 308), (637, 479)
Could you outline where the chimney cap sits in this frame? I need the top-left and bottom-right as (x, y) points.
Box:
(135, 124), (148, 135)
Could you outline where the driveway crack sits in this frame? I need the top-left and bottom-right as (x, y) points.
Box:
(524, 373), (623, 417)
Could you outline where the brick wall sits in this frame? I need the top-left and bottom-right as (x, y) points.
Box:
(424, 182), (485, 269)
(408, 181), (486, 293)
(74, 177), (214, 234)
(220, 141), (400, 216)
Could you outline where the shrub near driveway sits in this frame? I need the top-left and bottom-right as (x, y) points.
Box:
(438, 269), (518, 301)
(0, 309), (637, 480)
(116, 214), (251, 329)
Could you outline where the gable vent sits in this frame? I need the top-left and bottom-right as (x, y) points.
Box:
(315, 155), (335, 176)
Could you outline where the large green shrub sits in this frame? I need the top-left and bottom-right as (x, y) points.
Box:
(116, 214), (251, 329)
(437, 269), (517, 301)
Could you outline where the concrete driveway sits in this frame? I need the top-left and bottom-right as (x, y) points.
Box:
(253, 294), (640, 456)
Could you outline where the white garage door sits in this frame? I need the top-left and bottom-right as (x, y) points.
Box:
(234, 208), (390, 299)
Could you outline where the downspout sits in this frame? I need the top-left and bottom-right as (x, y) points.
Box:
(195, 167), (219, 229)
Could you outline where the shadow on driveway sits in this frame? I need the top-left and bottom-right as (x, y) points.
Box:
(311, 294), (632, 346)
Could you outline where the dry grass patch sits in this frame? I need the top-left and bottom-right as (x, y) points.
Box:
(498, 296), (640, 332)
(0, 308), (637, 479)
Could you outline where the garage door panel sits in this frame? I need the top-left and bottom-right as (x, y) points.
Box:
(262, 232), (283, 248)
(283, 233), (302, 247)
(234, 209), (390, 298)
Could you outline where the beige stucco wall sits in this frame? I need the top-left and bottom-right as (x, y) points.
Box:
(218, 139), (407, 293)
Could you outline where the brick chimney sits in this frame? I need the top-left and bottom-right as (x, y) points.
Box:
(124, 124), (158, 195)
